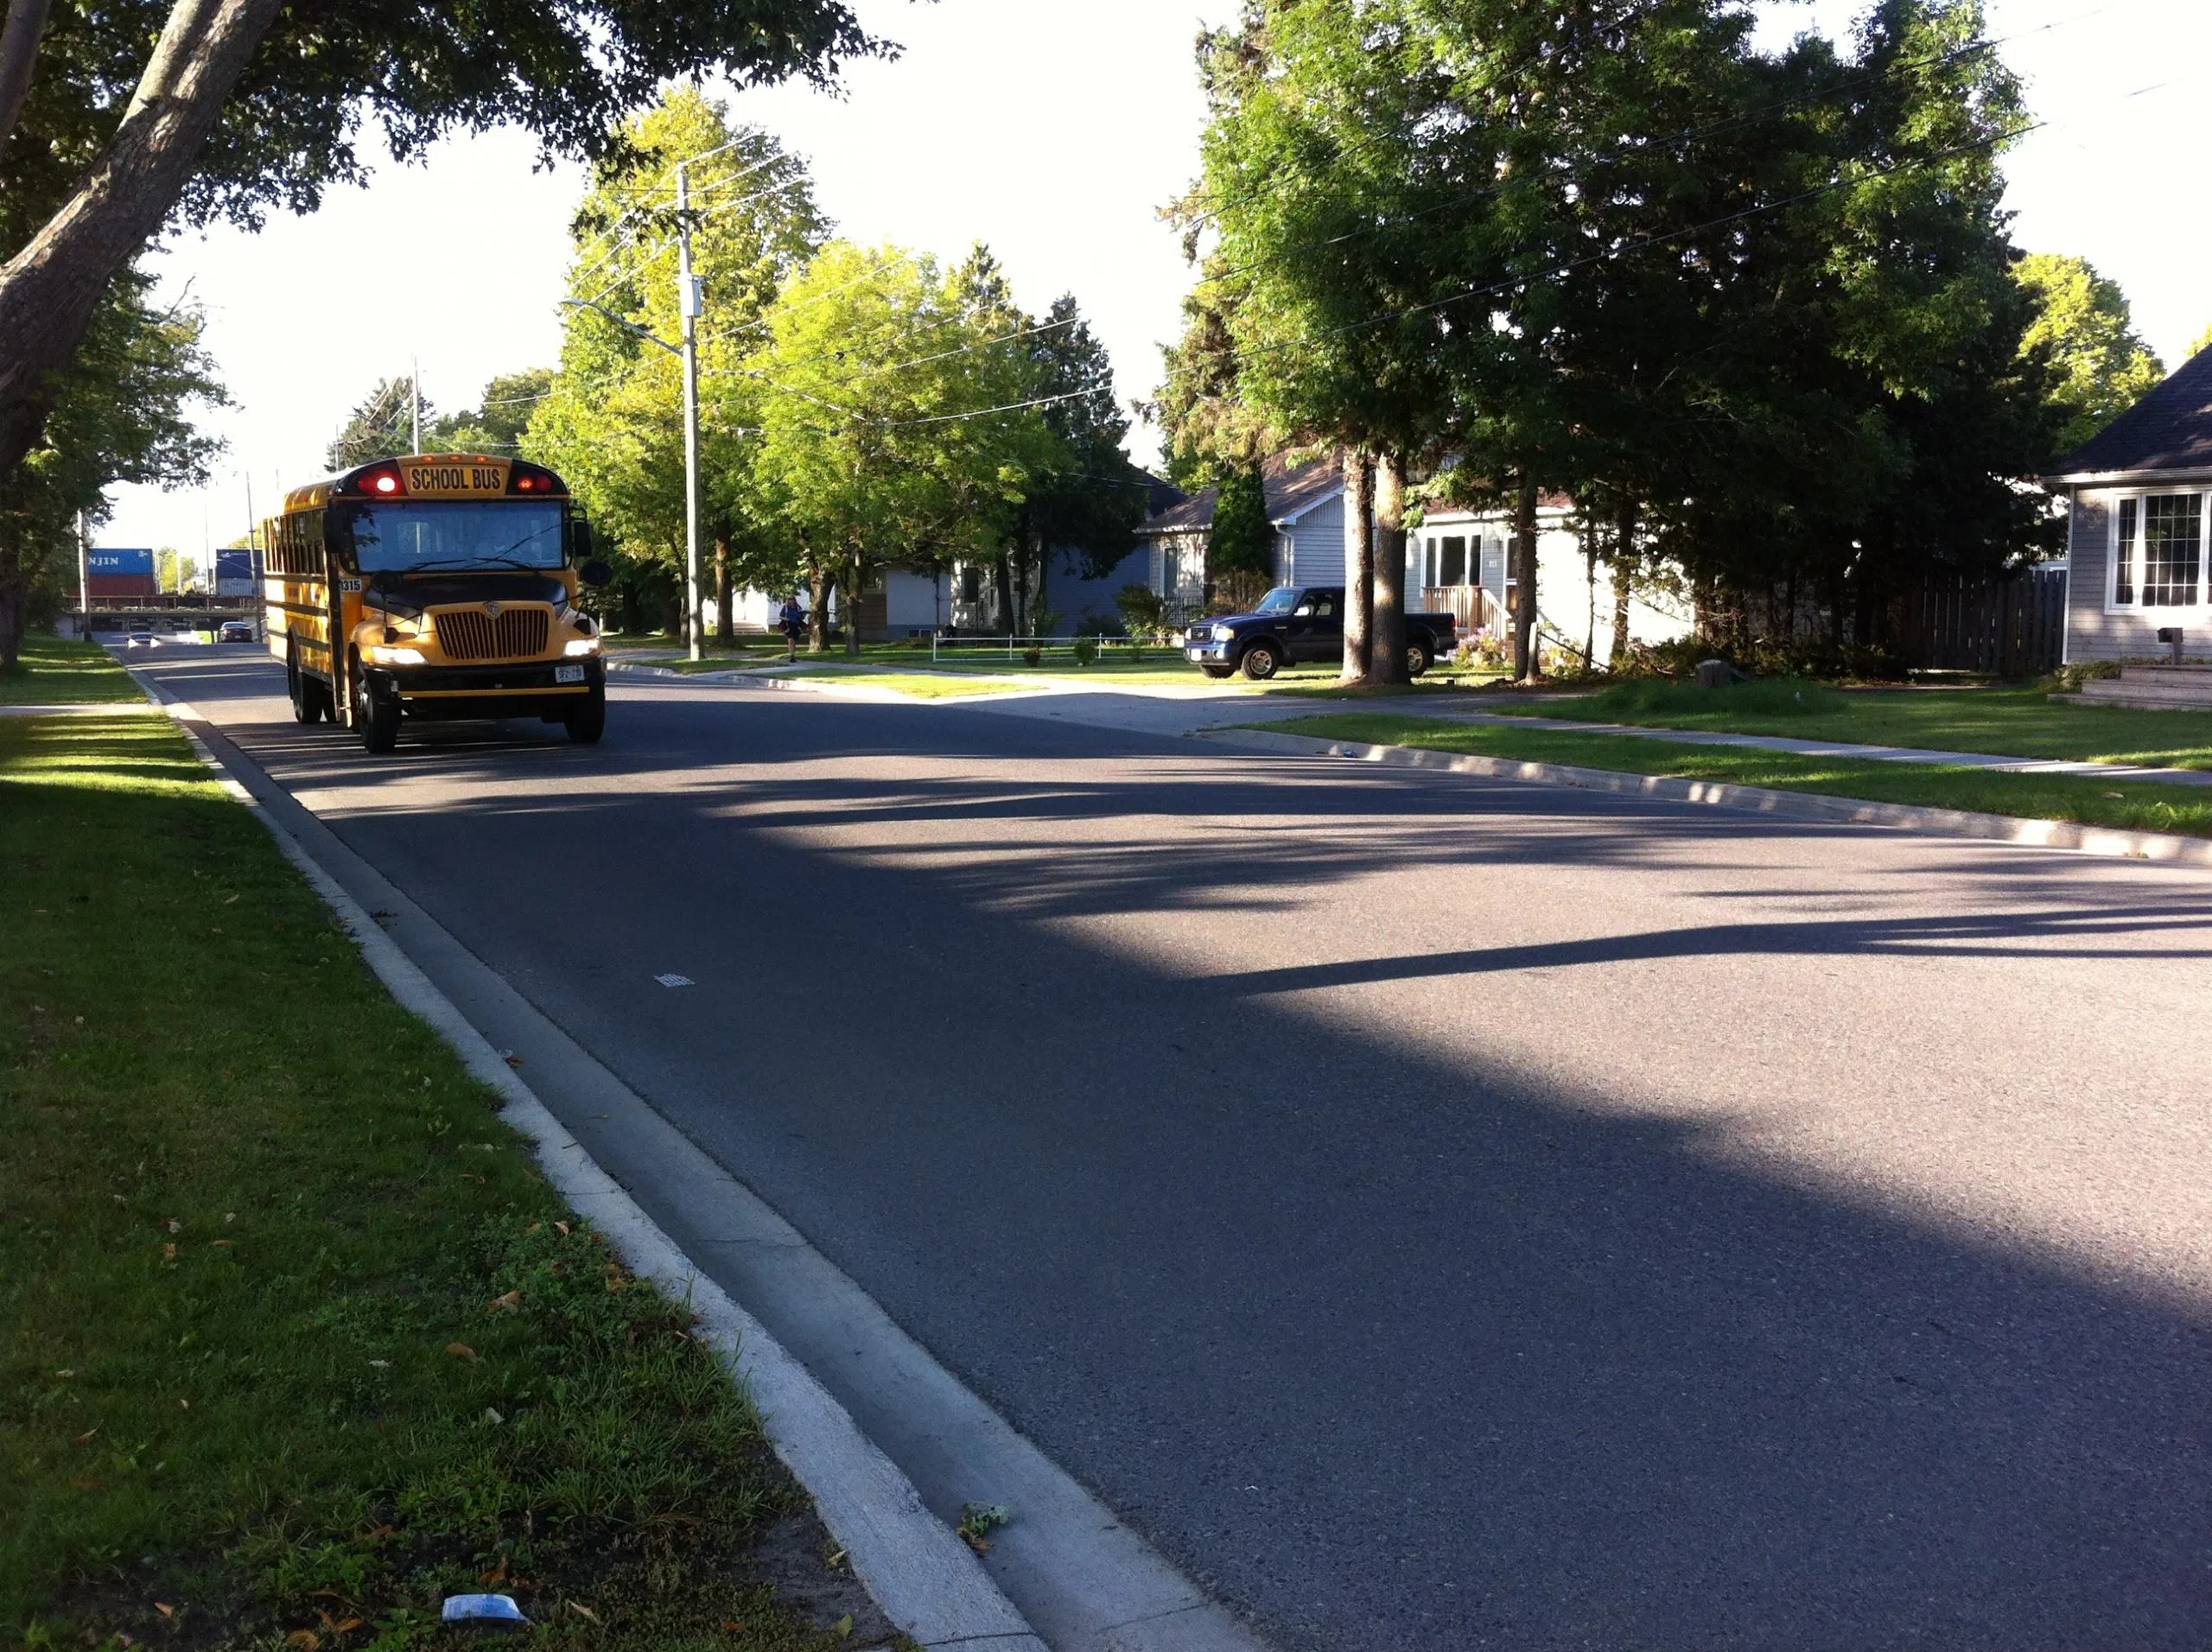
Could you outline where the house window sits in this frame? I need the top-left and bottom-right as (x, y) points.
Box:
(2115, 499), (2136, 606)
(2110, 492), (2204, 609)
(1161, 548), (1179, 595)
(959, 564), (981, 605)
(2143, 494), (2202, 607)
(1440, 536), (1467, 587)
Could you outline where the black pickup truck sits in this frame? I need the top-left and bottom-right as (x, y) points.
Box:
(1182, 586), (1459, 681)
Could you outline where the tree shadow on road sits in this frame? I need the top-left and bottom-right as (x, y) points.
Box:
(189, 677), (2212, 1652)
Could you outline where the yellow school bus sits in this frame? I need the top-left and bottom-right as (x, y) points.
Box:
(263, 454), (611, 753)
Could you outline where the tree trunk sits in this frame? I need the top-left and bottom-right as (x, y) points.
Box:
(1512, 471), (1540, 683)
(1610, 498), (1637, 667)
(0, 0), (292, 485)
(714, 541), (732, 645)
(1339, 449), (1374, 686)
(808, 562), (830, 653)
(0, 586), (23, 673)
(0, 0), (55, 157)
(845, 550), (863, 656)
(993, 552), (1014, 637)
(1371, 452), (1409, 687)
(1583, 524), (1598, 671)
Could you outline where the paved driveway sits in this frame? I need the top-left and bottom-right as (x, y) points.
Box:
(138, 652), (2212, 1650)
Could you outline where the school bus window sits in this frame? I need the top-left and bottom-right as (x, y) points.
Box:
(337, 500), (565, 574)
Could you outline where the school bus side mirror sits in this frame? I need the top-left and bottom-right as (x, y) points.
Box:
(572, 519), (596, 560)
(581, 560), (613, 588)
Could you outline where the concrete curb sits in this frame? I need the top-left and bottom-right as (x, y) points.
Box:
(1194, 726), (2212, 870)
(118, 671), (1048, 1652)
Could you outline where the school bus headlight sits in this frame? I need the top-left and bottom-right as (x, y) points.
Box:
(367, 644), (425, 665)
(563, 638), (601, 658)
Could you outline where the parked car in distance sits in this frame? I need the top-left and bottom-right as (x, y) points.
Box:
(218, 620), (254, 643)
(1183, 586), (1459, 681)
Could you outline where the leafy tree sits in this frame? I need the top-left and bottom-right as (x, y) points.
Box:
(1153, 266), (1280, 491)
(1205, 461), (1271, 605)
(747, 240), (1060, 653)
(1178, 0), (2060, 677)
(2017, 252), (2165, 454)
(434, 369), (554, 457)
(326, 376), (428, 471)
(1016, 294), (1147, 594)
(0, 269), (223, 670)
(526, 88), (826, 642)
(0, 0), (880, 497)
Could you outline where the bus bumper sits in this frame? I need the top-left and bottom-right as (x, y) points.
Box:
(366, 658), (604, 721)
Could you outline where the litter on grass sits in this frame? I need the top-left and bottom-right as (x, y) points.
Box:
(441, 1594), (530, 1628)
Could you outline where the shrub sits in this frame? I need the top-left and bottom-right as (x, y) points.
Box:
(1021, 645), (1043, 667)
(2044, 659), (2124, 694)
(1072, 636), (1099, 667)
(1115, 584), (1175, 644)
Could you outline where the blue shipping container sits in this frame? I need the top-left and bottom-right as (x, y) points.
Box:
(215, 549), (253, 581)
(90, 548), (155, 576)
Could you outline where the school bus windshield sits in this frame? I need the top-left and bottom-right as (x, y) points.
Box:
(340, 501), (566, 574)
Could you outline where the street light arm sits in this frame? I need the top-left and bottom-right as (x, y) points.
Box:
(559, 296), (679, 356)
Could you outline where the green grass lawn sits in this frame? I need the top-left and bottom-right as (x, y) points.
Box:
(2, 708), (886, 1650)
(760, 669), (1027, 700)
(0, 635), (146, 706)
(1496, 678), (2212, 769)
(1271, 711), (2212, 839)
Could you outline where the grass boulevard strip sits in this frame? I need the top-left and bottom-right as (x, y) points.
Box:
(1, 659), (899, 1648)
(1273, 708), (2212, 839)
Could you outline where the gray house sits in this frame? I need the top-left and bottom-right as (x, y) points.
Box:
(2047, 345), (2212, 672)
(1135, 453), (1346, 607)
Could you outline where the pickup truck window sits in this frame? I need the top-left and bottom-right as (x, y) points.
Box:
(1255, 588), (1301, 614)
(1309, 596), (1338, 619)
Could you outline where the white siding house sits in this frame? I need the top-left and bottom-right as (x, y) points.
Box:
(1415, 497), (1691, 665)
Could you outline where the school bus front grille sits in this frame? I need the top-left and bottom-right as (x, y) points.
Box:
(432, 607), (550, 662)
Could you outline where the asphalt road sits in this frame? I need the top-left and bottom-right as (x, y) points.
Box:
(138, 649), (2212, 1649)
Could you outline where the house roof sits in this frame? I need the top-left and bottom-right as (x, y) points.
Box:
(1139, 470), (1188, 517)
(1137, 452), (1344, 537)
(2048, 345), (2212, 482)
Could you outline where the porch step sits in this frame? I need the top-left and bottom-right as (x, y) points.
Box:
(2071, 664), (2212, 712)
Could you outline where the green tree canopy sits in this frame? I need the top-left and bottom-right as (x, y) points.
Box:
(2017, 252), (2166, 454)
(746, 240), (1063, 648)
(0, 0), (882, 500)
(326, 377), (428, 472)
(525, 87), (828, 623)
(1176, 0), (2063, 673)
(0, 270), (225, 669)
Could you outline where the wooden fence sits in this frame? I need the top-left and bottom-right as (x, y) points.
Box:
(1891, 567), (2066, 677)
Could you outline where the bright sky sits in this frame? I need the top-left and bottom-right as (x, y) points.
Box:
(104, 0), (2209, 557)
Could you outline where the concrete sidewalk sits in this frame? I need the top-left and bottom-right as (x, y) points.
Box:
(1404, 706), (2212, 787)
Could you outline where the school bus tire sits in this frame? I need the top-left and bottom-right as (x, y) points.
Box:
(353, 657), (401, 754)
(563, 683), (607, 745)
(288, 643), (327, 725)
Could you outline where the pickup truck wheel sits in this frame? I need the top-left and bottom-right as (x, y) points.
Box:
(1406, 639), (1432, 678)
(1240, 642), (1283, 681)
(1199, 664), (1235, 680)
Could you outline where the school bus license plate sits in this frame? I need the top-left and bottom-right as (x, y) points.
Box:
(555, 664), (586, 684)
